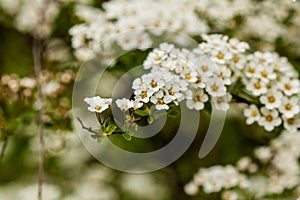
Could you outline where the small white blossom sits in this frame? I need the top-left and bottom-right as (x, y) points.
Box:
(259, 90), (283, 109)
(258, 107), (282, 132)
(278, 96), (300, 118)
(84, 96), (112, 113)
(243, 104), (260, 125)
(116, 98), (134, 112)
(186, 89), (208, 110)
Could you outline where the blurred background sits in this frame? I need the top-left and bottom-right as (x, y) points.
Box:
(0, 0), (299, 199)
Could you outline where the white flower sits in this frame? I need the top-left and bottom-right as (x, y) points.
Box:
(43, 81), (60, 96)
(150, 91), (169, 110)
(211, 93), (231, 111)
(282, 116), (300, 132)
(236, 157), (252, 171)
(221, 191), (239, 200)
(259, 90), (283, 109)
(216, 65), (232, 85)
(258, 107), (282, 132)
(243, 104), (260, 125)
(20, 77), (36, 89)
(246, 78), (267, 96)
(278, 96), (300, 118)
(143, 49), (168, 69)
(134, 88), (154, 103)
(184, 182), (199, 196)
(255, 66), (276, 83)
(206, 78), (227, 97)
(142, 73), (165, 92)
(277, 77), (300, 96)
(228, 38), (249, 53)
(116, 98), (134, 112)
(186, 89), (208, 110)
(132, 100), (143, 110)
(84, 96), (112, 113)
(254, 146), (273, 163)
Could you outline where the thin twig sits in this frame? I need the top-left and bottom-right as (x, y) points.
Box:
(77, 117), (124, 137)
(77, 117), (101, 135)
(33, 35), (45, 200)
(33, 1), (51, 199)
(0, 138), (8, 165)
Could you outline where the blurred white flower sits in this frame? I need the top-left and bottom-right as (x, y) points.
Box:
(84, 96), (112, 113)
(116, 98), (134, 112)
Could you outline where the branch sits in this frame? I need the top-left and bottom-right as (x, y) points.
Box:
(77, 117), (101, 135)
(77, 117), (125, 138)
(33, 1), (52, 199)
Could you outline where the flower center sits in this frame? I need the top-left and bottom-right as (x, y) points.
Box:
(157, 98), (164, 105)
(284, 84), (291, 90)
(168, 89), (174, 96)
(155, 56), (161, 61)
(287, 118), (294, 125)
(268, 96), (275, 103)
(261, 71), (268, 78)
(140, 91), (148, 99)
(211, 84), (219, 92)
(151, 81), (157, 88)
(285, 103), (292, 111)
(251, 111), (258, 117)
(254, 82), (261, 89)
(217, 52), (224, 59)
(95, 106), (102, 111)
(201, 65), (208, 72)
(195, 76), (202, 84)
(265, 115), (273, 122)
(194, 95), (201, 102)
(248, 68), (255, 74)
(185, 73), (191, 80)
(233, 56), (239, 63)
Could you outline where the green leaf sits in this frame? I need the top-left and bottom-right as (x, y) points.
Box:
(122, 133), (132, 141)
(105, 125), (117, 136)
(147, 116), (154, 124)
(134, 109), (149, 116)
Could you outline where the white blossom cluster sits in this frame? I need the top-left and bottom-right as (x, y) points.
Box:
(0, 0), (95, 37)
(242, 52), (300, 132)
(69, 0), (209, 61)
(127, 34), (249, 112)
(84, 33), (300, 134)
(185, 130), (300, 199)
(184, 165), (249, 196)
(69, 0), (300, 61)
(0, 0), (62, 37)
(85, 37), (250, 113)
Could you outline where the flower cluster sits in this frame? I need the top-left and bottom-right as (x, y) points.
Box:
(242, 52), (300, 132)
(132, 41), (232, 111)
(69, 0), (209, 61)
(185, 130), (300, 199)
(84, 36), (250, 114)
(184, 165), (249, 195)
(0, 69), (75, 135)
(69, 0), (300, 62)
(83, 33), (300, 133)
